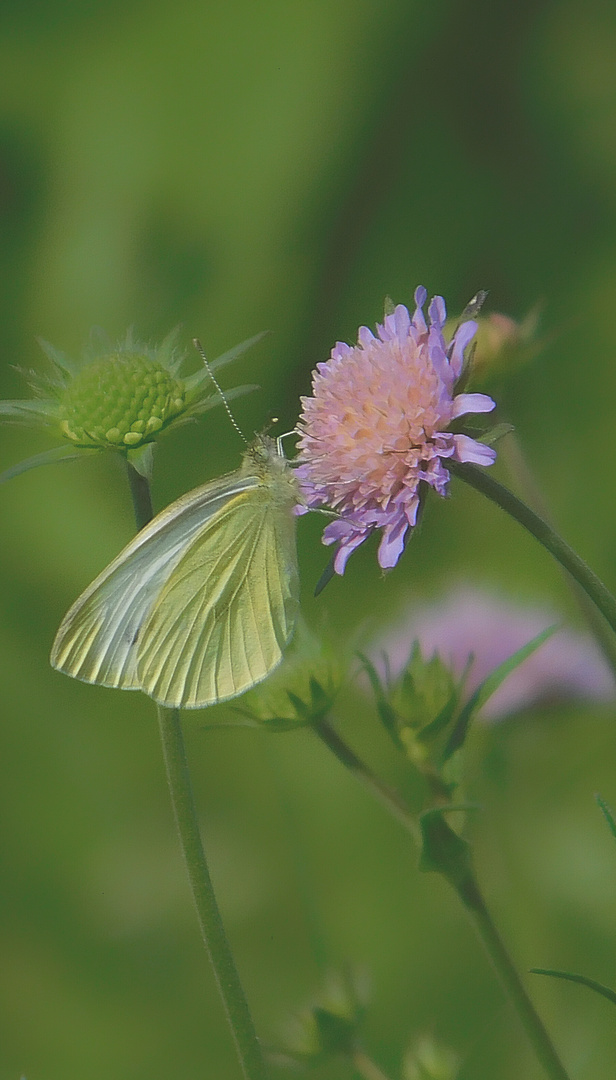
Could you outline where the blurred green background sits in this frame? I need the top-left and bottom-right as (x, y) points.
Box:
(2, 0), (616, 1077)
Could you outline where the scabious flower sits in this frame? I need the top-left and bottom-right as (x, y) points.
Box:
(296, 287), (497, 573)
(0, 329), (257, 482)
(376, 587), (616, 720)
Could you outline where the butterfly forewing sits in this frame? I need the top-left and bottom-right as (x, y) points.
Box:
(136, 481), (299, 708)
(50, 472), (261, 689)
(51, 436), (301, 708)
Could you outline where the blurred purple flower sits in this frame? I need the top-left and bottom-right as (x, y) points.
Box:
(376, 587), (616, 719)
(296, 287), (496, 574)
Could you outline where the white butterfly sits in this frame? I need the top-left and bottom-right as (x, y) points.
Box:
(51, 435), (300, 708)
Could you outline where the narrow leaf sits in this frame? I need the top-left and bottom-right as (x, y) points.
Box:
(201, 711), (306, 732)
(36, 338), (79, 375)
(0, 399), (57, 422)
(0, 445), (100, 483)
(595, 794), (616, 843)
(209, 330), (271, 372)
(443, 625), (558, 761)
(357, 651), (401, 746)
(531, 969), (616, 1007)
(481, 422), (515, 446)
(184, 382), (259, 411)
(314, 555), (336, 597)
(417, 688), (459, 745)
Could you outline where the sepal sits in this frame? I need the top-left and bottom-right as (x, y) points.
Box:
(230, 624), (340, 730)
(442, 625), (557, 762)
(418, 808), (474, 889)
(0, 445), (99, 483)
(275, 968), (367, 1065)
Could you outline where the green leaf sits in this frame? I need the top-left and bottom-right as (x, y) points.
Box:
(314, 554), (336, 597)
(211, 330), (271, 372)
(36, 337), (80, 375)
(202, 711), (306, 732)
(394, 644), (459, 729)
(481, 422), (515, 446)
(308, 676), (332, 718)
(185, 382), (259, 414)
(0, 445), (100, 483)
(357, 651), (402, 747)
(416, 688), (459, 746)
(126, 441), (154, 482)
(595, 794), (616, 842)
(0, 399), (58, 423)
(443, 625), (558, 761)
(531, 969), (616, 1007)
(182, 331), (272, 391)
(419, 808), (473, 887)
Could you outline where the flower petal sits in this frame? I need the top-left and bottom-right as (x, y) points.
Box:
(322, 518), (372, 575)
(452, 434), (497, 466)
(377, 516), (410, 568)
(449, 320), (477, 378)
(297, 286), (498, 573)
(428, 294), (446, 330)
(451, 392), (496, 419)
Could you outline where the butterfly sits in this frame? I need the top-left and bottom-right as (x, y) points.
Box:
(50, 434), (301, 709)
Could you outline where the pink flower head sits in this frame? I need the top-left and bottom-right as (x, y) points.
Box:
(296, 287), (496, 574)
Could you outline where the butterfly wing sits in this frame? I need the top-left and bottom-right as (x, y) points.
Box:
(50, 470), (260, 689)
(136, 479), (299, 708)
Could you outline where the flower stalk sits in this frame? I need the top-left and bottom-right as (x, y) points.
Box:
(311, 715), (571, 1080)
(157, 705), (269, 1080)
(500, 432), (616, 681)
(125, 458), (268, 1080)
(125, 457), (155, 530)
(449, 460), (616, 638)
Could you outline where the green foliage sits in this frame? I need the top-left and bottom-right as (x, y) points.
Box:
(596, 793), (616, 843)
(531, 969), (616, 1008)
(277, 968), (367, 1066)
(0, 329), (258, 481)
(403, 1035), (460, 1080)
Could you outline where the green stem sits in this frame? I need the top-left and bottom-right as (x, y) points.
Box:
(312, 718), (571, 1080)
(157, 706), (269, 1080)
(125, 458), (155, 530)
(500, 433), (616, 680)
(311, 715), (419, 843)
(123, 459), (268, 1080)
(457, 875), (570, 1080)
(449, 459), (616, 636)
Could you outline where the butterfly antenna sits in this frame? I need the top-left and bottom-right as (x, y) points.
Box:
(275, 429), (298, 456)
(193, 338), (248, 445)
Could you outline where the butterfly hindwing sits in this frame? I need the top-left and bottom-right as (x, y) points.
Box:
(137, 481), (299, 708)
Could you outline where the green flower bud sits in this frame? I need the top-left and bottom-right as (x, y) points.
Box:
(279, 968), (368, 1065)
(59, 353), (186, 449)
(404, 1035), (459, 1080)
(446, 305), (541, 388)
(0, 327), (259, 484)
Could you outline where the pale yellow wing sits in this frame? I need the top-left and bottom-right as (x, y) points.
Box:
(50, 471), (261, 689)
(136, 482), (299, 708)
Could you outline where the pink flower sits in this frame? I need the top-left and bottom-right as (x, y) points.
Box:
(377, 587), (616, 720)
(296, 287), (496, 573)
